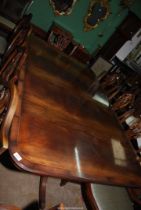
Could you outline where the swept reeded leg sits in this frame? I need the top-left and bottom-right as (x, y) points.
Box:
(39, 176), (48, 210)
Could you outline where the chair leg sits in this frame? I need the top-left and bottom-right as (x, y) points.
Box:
(60, 179), (68, 187)
(39, 176), (48, 210)
(81, 183), (99, 210)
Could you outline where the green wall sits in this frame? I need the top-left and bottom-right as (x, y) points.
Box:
(29, 0), (141, 54)
(130, 0), (141, 19)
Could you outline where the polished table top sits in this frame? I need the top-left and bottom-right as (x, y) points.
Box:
(9, 35), (141, 187)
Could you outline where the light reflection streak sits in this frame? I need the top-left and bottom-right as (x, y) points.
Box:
(111, 139), (127, 167)
(74, 147), (82, 175)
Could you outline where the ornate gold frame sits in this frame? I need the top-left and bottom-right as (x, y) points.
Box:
(84, 0), (110, 32)
(50, 0), (78, 16)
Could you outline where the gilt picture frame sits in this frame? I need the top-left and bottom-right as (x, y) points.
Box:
(84, 0), (110, 32)
(50, 0), (78, 16)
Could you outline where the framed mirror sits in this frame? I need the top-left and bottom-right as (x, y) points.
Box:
(84, 0), (110, 31)
(50, 0), (78, 15)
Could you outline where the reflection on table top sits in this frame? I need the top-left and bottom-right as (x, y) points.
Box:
(9, 35), (141, 187)
(92, 88), (110, 107)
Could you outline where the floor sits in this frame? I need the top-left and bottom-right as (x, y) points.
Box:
(0, 151), (86, 210)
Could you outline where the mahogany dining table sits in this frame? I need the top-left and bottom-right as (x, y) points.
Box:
(8, 35), (141, 188)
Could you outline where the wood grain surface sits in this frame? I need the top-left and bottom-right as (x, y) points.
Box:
(9, 35), (141, 187)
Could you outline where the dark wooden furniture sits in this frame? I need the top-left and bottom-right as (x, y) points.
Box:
(8, 35), (141, 189)
(0, 47), (27, 155)
(95, 12), (141, 61)
(0, 14), (32, 66)
(0, 35), (139, 209)
(82, 183), (99, 210)
(47, 24), (72, 52)
(112, 92), (135, 111)
(47, 24), (92, 65)
(0, 49), (21, 156)
(99, 59), (141, 208)
(0, 15), (31, 156)
(100, 60), (141, 161)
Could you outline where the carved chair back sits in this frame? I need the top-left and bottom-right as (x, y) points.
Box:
(47, 24), (92, 64)
(99, 61), (141, 208)
(100, 71), (125, 101)
(101, 72), (124, 89)
(0, 48), (24, 155)
(0, 78), (18, 155)
(112, 92), (135, 111)
(2, 14), (32, 64)
(47, 24), (72, 52)
(0, 48), (24, 82)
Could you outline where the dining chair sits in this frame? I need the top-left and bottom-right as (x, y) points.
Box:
(125, 123), (141, 208)
(0, 46), (26, 156)
(75, 69), (99, 96)
(0, 14), (32, 66)
(100, 71), (125, 102)
(100, 71), (124, 89)
(118, 109), (135, 124)
(0, 47), (25, 80)
(0, 72), (18, 156)
(81, 183), (134, 210)
(47, 24), (72, 52)
(126, 118), (141, 138)
(112, 92), (135, 112)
